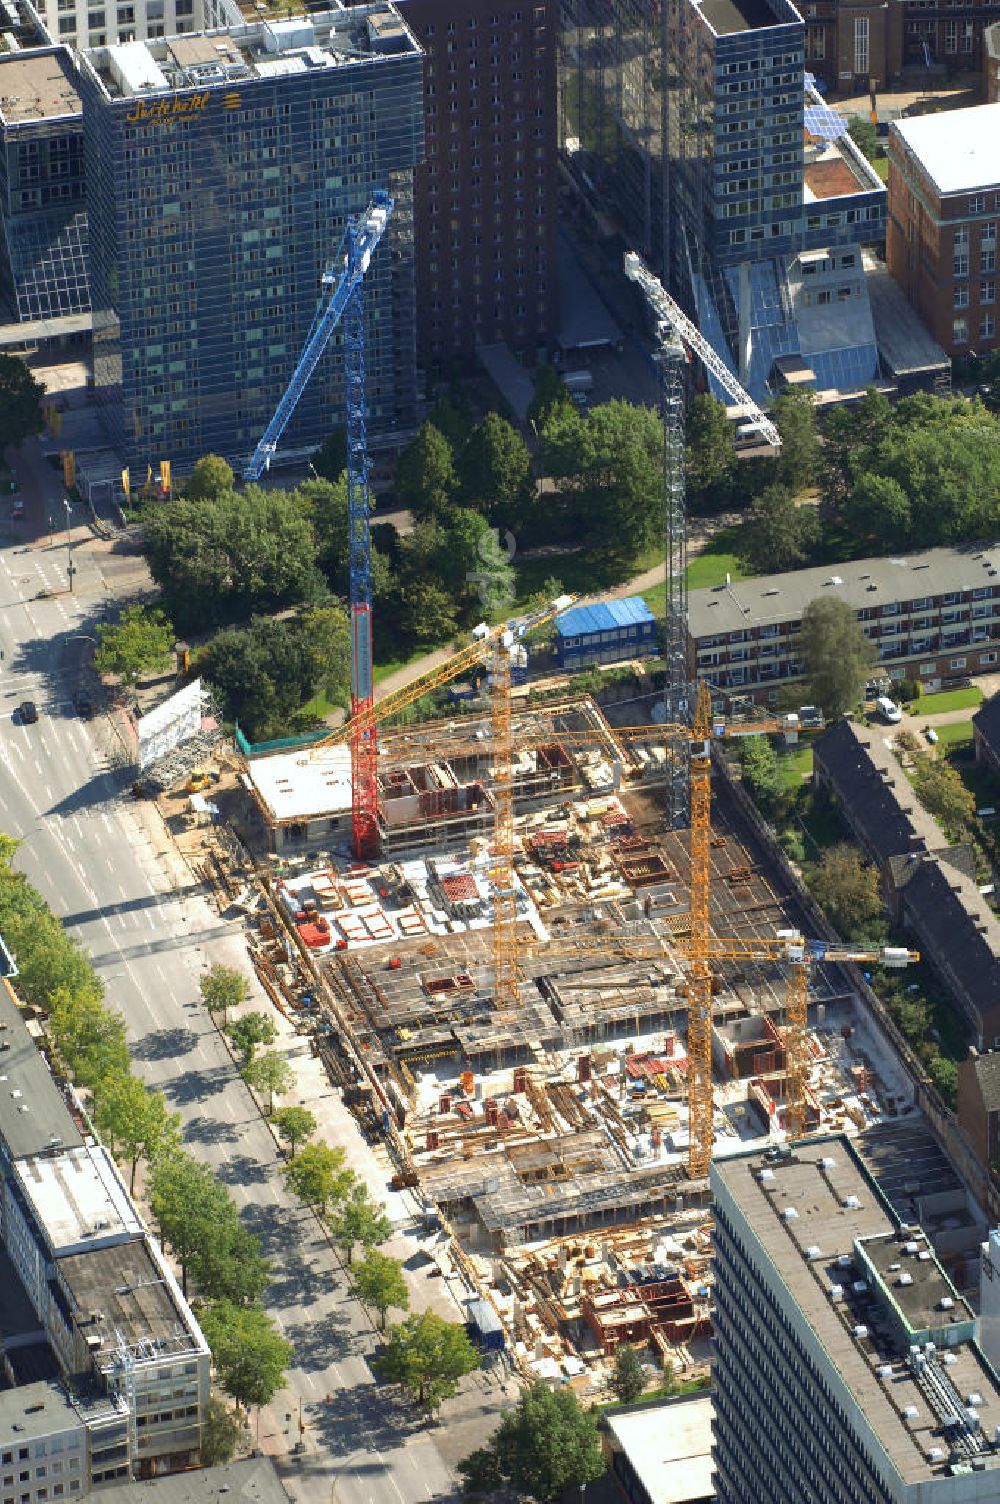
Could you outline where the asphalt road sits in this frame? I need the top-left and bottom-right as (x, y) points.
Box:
(0, 441), (490, 1503)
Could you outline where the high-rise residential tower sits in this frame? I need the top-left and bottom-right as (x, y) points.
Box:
(396, 0), (558, 376)
(78, 5), (423, 474)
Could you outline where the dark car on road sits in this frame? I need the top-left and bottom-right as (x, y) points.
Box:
(73, 693), (94, 719)
(18, 700), (38, 724)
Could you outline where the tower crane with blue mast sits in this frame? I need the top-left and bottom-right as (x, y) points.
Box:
(243, 191), (393, 857)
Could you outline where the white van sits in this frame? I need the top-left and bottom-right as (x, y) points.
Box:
(876, 696), (903, 724)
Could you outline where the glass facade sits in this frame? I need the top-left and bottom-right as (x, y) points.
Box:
(79, 7), (423, 474)
(0, 50), (90, 322)
(559, 0), (887, 402)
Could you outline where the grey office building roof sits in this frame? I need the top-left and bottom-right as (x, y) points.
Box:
(91, 1458), (291, 1504)
(713, 1136), (1000, 1487)
(688, 544), (1000, 639)
(0, 1381), (82, 1444)
(58, 1237), (206, 1362)
(0, 982), (83, 1161)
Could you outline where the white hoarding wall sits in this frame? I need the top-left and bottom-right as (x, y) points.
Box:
(137, 679), (203, 772)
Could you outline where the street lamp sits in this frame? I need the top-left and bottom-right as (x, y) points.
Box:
(63, 498), (75, 593)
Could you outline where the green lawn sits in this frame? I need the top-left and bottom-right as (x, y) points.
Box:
(513, 543), (662, 611)
(910, 685), (983, 715)
(929, 719), (975, 748)
(299, 690), (341, 720)
(777, 743), (813, 793)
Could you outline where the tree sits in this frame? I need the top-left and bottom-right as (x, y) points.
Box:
(773, 390), (821, 493)
(742, 484), (820, 572)
(397, 579), (459, 647)
(200, 1394), (245, 1466)
(847, 115), (879, 160)
(374, 1311), (480, 1412)
(193, 1213), (272, 1307)
(282, 1140), (353, 1217)
(739, 736), (784, 816)
(311, 425), (347, 482)
(457, 413), (534, 527)
(272, 1105), (317, 1158)
(199, 964), (251, 1027)
(150, 1152), (231, 1296)
(328, 1184), (392, 1264)
(911, 756), (976, 844)
(200, 1300), (293, 1414)
(610, 1344), (646, 1405)
(185, 454), (235, 501)
(0, 353), (44, 451)
(458, 1382), (605, 1503)
(928, 1055), (958, 1108)
(93, 604), (174, 688)
(227, 1011), (277, 1065)
(349, 1250), (409, 1330)
(47, 985), (130, 1088)
(800, 595), (874, 719)
(543, 400), (664, 558)
(242, 1049), (293, 1115)
(845, 472), (911, 545)
(395, 422), (456, 521)
(807, 844), (885, 943)
(686, 394), (736, 513)
(529, 365), (574, 429)
(143, 487), (325, 634)
(93, 1070), (180, 1193)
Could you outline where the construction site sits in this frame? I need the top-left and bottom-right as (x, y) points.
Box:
(194, 681), (934, 1392)
(150, 231), (985, 1398)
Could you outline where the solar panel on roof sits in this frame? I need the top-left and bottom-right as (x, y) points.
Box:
(804, 104), (848, 141)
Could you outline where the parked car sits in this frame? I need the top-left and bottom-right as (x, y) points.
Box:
(73, 693), (94, 719)
(797, 705), (824, 729)
(876, 696), (903, 724)
(18, 700), (38, 724)
(11, 497), (24, 519)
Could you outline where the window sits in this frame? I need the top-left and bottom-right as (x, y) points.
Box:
(953, 317), (969, 344)
(954, 284), (969, 309)
(984, 249), (998, 273)
(944, 18), (957, 51)
(954, 252), (969, 277)
(982, 652), (998, 666)
(970, 193), (986, 214)
(950, 657), (967, 669)
(982, 314), (997, 339)
(853, 14), (869, 72)
(983, 282), (997, 305)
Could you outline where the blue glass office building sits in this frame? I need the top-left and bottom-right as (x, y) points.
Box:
(78, 6), (423, 474)
(560, 0), (887, 403)
(0, 48), (89, 323)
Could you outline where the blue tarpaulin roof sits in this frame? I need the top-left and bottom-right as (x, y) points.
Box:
(554, 596), (656, 639)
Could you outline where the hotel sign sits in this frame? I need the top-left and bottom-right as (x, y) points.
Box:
(125, 90), (242, 124)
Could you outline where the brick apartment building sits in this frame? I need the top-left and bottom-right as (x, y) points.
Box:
(801, 0), (989, 92)
(688, 544), (1000, 703)
(887, 103), (1000, 358)
(396, 0), (558, 376)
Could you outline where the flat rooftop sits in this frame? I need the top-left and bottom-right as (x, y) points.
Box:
(688, 543), (1000, 637)
(0, 982), (83, 1162)
(891, 104), (1000, 197)
(99, 1459), (290, 1504)
(0, 1381), (81, 1444)
(0, 48), (82, 126)
(605, 1395), (715, 1504)
(57, 1236), (204, 1361)
(699, 0), (783, 35)
(248, 742), (353, 826)
(15, 1143), (143, 1256)
(83, 4), (420, 101)
(713, 1137), (1000, 1487)
(863, 253), (949, 379)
